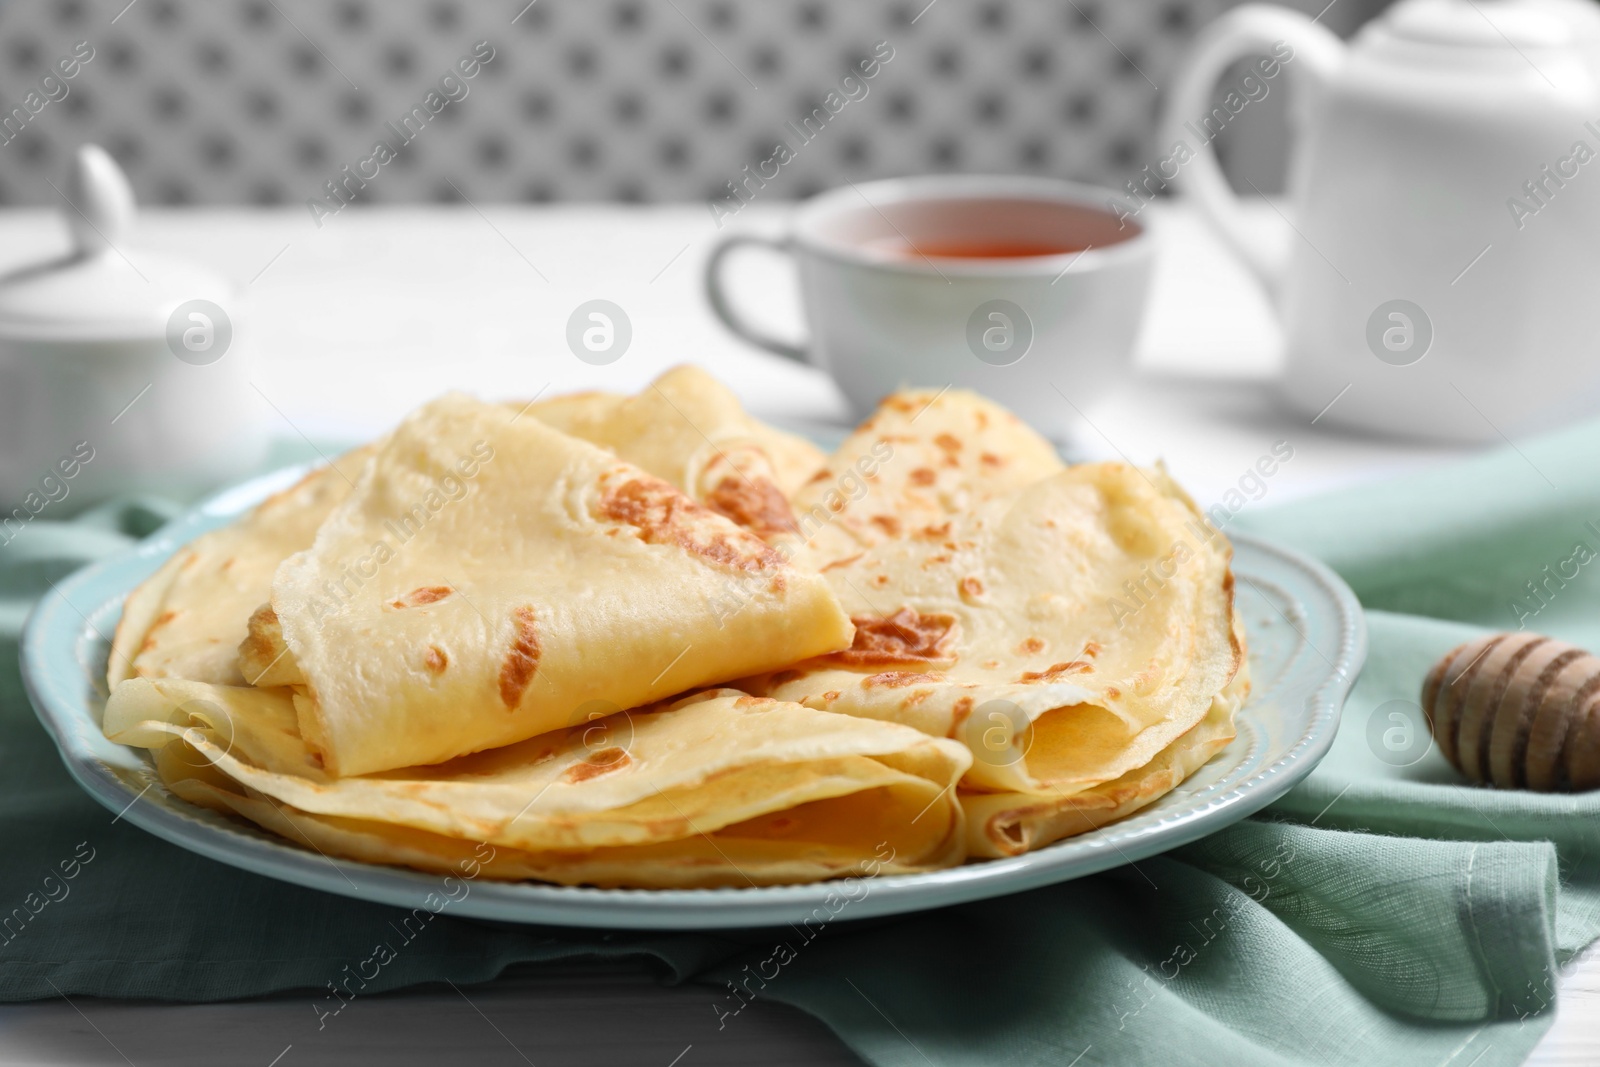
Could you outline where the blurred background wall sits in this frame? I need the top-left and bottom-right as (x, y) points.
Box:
(0, 0), (1387, 208)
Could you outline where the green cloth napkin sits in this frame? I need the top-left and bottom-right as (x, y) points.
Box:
(5, 425), (1600, 1067)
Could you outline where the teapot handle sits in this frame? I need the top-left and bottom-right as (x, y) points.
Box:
(1162, 5), (1344, 306)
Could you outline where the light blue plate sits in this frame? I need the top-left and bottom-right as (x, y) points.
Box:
(21, 465), (1365, 930)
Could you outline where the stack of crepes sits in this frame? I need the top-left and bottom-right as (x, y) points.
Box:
(101, 365), (1246, 887)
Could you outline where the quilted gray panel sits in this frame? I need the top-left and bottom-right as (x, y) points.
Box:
(0, 0), (1376, 207)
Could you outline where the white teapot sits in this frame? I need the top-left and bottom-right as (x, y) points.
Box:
(1166, 0), (1600, 442)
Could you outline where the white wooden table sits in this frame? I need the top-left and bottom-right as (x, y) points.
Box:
(0, 201), (1592, 1065)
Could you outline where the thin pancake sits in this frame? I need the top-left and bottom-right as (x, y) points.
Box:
(110, 368), (824, 690)
(529, 364), (826, 538)
(782, 386), (1065, 563)
(108, 443), (380, 688)
(746, 389), (1246, 828)
(961, 662), (1246, 858)
(240, 393), (854, 776)
(105, 682), (969, 887)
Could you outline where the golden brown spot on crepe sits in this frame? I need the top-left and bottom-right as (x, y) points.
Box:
(704, 475), (799, 539)
(910, 468), (937, 487)
(139, 634), (159, 654)
(497, 606), (541, 709)
(821, 553), (863, 572)
(923, 554), (952, 569)
(1084, 641), (1102, 658)
(1018, 637), (1045, 655)
(903, 689), (933, 707)
(871, 574), (891, 588)
(1106, 686), (1122, 700)
(221, 557), (235, 571)
(424, 645), (449, 674)
(976, 411), (990, 429)
(870, 515), (902, 537)
(959, 576), (985, 599)
(982, 659), (1000, 669)
(239, 605), (280, 666)
(391, 585), (454, 609)
(981, 452), (1004, 467)
(822, 690), (841, 704)
(828, 608), (957, 667)
(935, 433), (962, 453)
(885, 397), (918, 414)
(1018, 660), (1093, 683)
(948, 696), (975, 737)
(806, 469), (832, 485)
(918, 521), (951, 539)
(863, 671), (940, 689)
(735, 695), (776, 708)
(769, 669), (804, 687)
(599, 474), (785, 577)
(1128, 663), (1164, 696)
(154, 610), (177, 627)
(562, 746), (631, 783)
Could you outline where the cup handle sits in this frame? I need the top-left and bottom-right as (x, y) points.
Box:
(704, 233), (809, 363)
(1162, 5), (1343, 306)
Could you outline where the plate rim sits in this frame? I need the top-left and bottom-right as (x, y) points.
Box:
(20, 463), (1367, 930)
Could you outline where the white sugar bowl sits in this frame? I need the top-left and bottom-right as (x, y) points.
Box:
(0, 144), (269, 518)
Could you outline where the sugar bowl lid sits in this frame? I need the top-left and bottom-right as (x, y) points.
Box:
(0, 144), (232, 341)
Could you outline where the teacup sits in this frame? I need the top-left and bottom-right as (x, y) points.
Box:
(704, 175), (1154, 436)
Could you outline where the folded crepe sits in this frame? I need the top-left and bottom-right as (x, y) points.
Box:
(529, 364), (824, 539)
(745, 388), (1247, 856)
(103, 680), (970, 887)
(961, 667), (1247, 858)
(783, 386), (1068, 562)
(110, 367), (823, 689)
(108, 444), (381, 688)
(239, 392), (853, 776)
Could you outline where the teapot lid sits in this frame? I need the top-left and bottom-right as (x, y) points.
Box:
(0, 144), (232, 341)
(1380, 0), (1600, 48)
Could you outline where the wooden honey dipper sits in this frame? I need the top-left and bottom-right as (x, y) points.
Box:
(1423, 632), (1600, 791)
